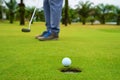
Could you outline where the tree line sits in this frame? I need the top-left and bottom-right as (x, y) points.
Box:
(0, 0), (120, 26)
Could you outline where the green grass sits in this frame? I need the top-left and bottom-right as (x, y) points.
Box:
(0, 21), (120, 80)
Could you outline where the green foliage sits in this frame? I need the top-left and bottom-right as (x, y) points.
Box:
(5, 0), (17, 13)
(69, 8), (79, 22)
(76, 1), (94, 25)
(37, 10), (45, 22)
(0, 22), (120, 80)
(0, 0), (3, 19)
(1, 0), (120, 26)
(24, 7), (45, 23)
(4, 0), (18, 23)
(114, 6), (120, 25)
(95, 4), (115, 24)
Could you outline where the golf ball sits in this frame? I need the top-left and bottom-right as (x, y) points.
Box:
(62, 57), (72, 67)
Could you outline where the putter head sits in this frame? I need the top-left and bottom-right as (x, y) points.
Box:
(21, 28), (31, 32)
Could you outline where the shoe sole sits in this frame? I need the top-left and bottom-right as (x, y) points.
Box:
(38, 38), (59, 41)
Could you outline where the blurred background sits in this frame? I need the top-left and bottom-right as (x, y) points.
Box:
(0, 0), (120, 26)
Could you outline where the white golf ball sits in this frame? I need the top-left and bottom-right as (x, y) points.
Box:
(62, 57), (72, 67)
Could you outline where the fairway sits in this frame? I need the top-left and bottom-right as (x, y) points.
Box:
(0, 21), (120, 80)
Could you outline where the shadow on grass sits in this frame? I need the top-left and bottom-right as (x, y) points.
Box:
(59, 67), (82, 73)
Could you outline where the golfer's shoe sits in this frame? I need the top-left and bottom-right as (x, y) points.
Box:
(37, 31), (59, 41)
(35, 31), (47, 39)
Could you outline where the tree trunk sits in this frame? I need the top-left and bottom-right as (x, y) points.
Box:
(0, 6), (2, 19)
(9, 10), (14, 23)
(9, 0), (14, 23)
(64, 0), (69, 26)
(19, 0), (25, 25)
(82, 20), (86, 25)
(101, 15), (105, 24)
(117, 16), (120, 25)
(82, 18), (86, 25)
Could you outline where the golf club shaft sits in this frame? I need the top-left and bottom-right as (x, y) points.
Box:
(28, 7), (37, 29)
(28, 0), (39, 29)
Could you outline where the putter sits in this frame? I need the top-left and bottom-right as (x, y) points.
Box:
(21, 5), (37, 32)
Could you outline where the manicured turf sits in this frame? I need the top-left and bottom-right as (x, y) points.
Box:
(0, 21), (120, 80)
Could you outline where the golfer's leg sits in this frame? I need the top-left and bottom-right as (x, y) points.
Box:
(43, 0), (51, 31)
(49, 0), (63, 33)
